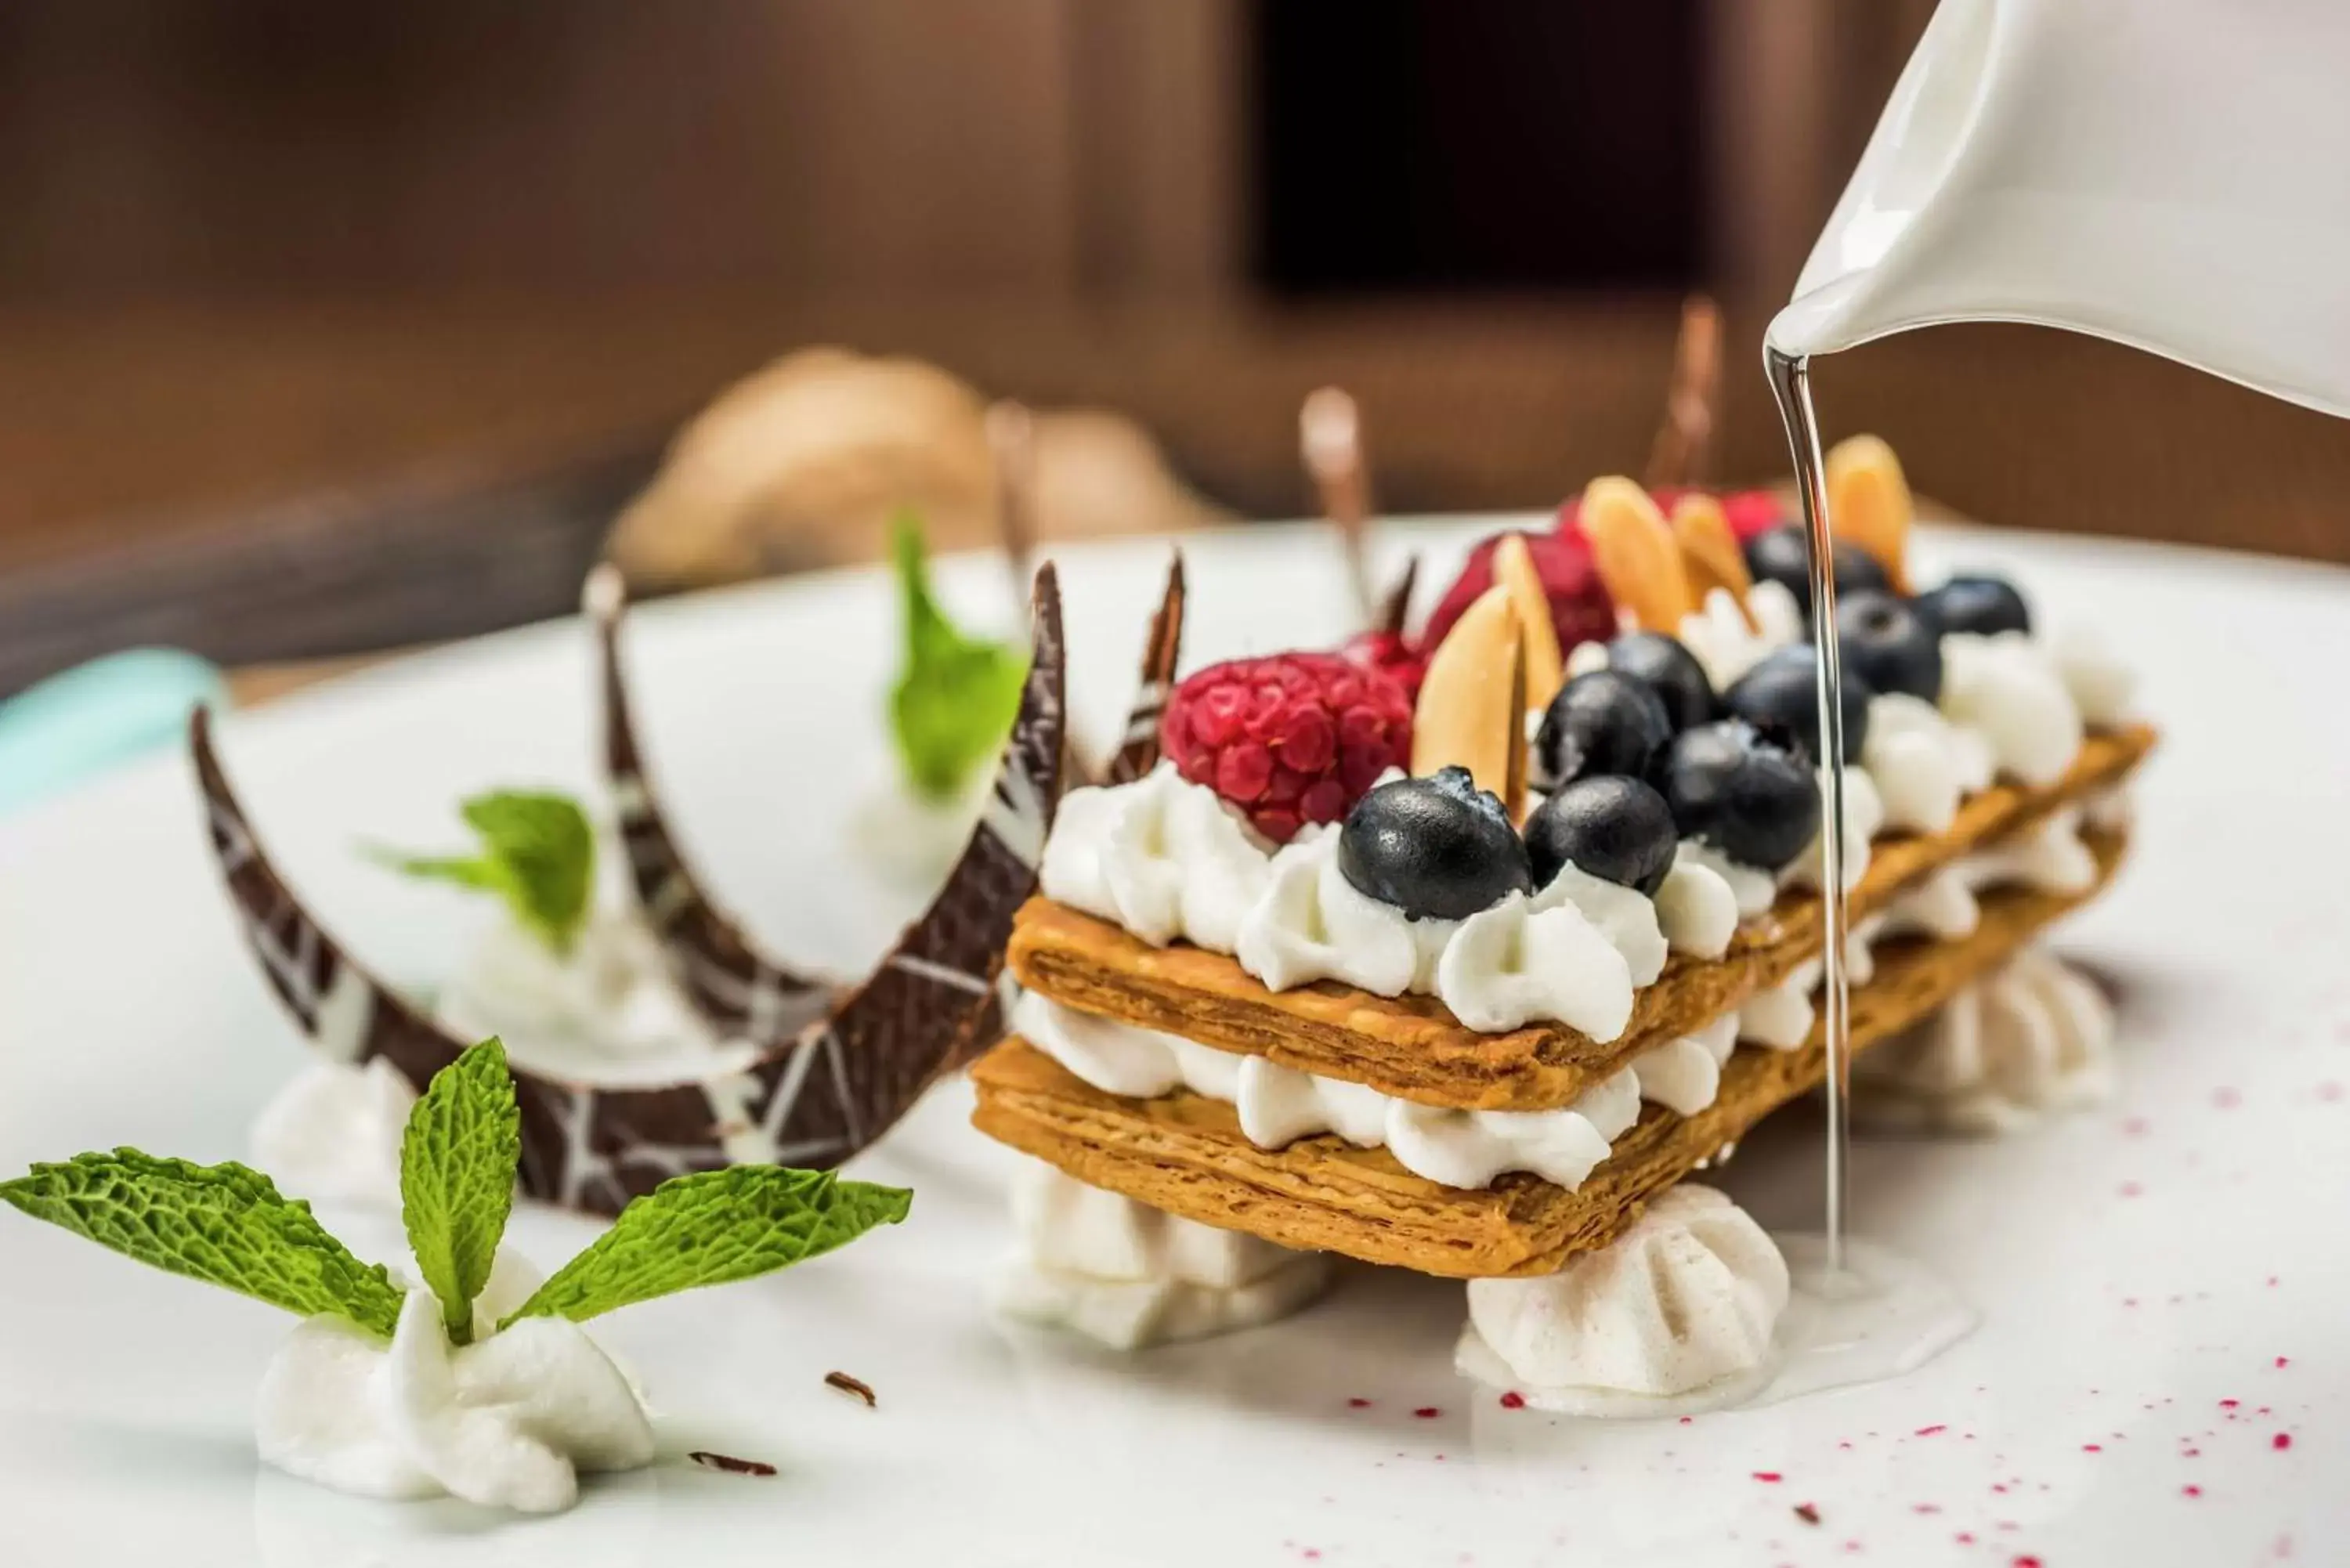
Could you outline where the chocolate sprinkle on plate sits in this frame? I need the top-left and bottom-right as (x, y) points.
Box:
(689, 1451), (777, 1478)
(825, 1370), (878, 1407)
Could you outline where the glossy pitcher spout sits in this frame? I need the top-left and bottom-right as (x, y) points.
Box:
(1770, 0), (2003, 358)
(1770, 0), (2350, 419)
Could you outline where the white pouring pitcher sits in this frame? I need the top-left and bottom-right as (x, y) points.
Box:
(1768, 0), (2350, 417)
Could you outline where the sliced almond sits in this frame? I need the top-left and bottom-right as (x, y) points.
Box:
(1825, 434), (1914, 593)
(1579, 475), (1694, 633)
(1490, 533), (1564, 710)
(1412, 583), (1527, 818)
(1669, 493), (1758, 630)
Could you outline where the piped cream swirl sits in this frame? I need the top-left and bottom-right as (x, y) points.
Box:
(1016, 991), (1668, 1192)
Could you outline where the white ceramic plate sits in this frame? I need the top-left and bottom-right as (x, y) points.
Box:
(2, 518), (2343, 1567)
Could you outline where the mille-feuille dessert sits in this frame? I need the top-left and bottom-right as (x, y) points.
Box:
(970, 437), (2153, 1407)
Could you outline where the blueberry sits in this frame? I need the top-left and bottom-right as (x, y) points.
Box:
(1338, 767), (1532, 920)
(1742, 525), (1890, 616)
(1655, 720), (1822, 872)
(1723, 645), (1873, 764)
(1914, 573), (2031, 637)
(1835, 588), (1943, 702)
(1524, 776), (1678, 896)
(1605, 631), (1716, 731)
(1533, 670), (1674, 789)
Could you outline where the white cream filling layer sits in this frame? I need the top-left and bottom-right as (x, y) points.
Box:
(1014, 989), (1721, 1194)
(1039, 764), (1274, 952)
(1674, 581), (1809, 692)
(1731, 804), (2101, 1045)
(994, 1158), (1329, 1349)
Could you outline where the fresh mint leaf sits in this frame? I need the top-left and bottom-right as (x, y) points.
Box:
(0, 1150), (400, 1337)
(888, 514), (1029, 801)
(371, 789), (596, 954)
(461, 793), (595, 948)
(400, 1038), (521, 1345)
(502, 1166), (911, 1328)
(370, 852), (508, 894)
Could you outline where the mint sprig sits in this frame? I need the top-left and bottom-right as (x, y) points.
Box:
(401, 1038), (520, 1344)
(503, 1166), (912, 1328)
(888, 514), (1029, 801)
(374, 790), (596, 954)
(0, 1151), (400, 1336)
(4, 1045), (913, 1349)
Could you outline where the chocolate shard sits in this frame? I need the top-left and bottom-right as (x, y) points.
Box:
(1643, 294), (1722, 492)
(1375, 555), (1419, 638)
(1300, 385), (1378, 625)
(1101, 550), (1186, 786)
(985, 400), (1039, 612)
(193, 566), (1068, 1215)
(823, 1369), (878, 1407)
(191, 705), (473, 1099)
(586, 564), (836, 1046)
(843, 563), (1065, 1085)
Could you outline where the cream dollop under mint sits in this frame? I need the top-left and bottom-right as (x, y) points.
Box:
(374, 789), (761, 1084)
(2, 1039), (909, 1515)
(256, 1248), (653, 1512)
(437, 907), (758, 1084)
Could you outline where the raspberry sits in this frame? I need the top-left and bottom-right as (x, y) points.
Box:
(1160, 652), (1412, 843)
(1337, 630), (1426, 705)
(1720, 489), (1790, 541)
(1422, 529), (1615, 660)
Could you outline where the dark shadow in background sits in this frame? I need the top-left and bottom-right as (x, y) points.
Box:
(1253, 0), (1705, 294)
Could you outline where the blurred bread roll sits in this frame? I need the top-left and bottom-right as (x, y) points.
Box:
(606, 346), (1218, 590)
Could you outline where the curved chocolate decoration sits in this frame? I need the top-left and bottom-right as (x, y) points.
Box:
(585, 564), (835, 1044)
(588, 546), (1175, 1073)
(1100, 551), (1186, 786)
(196, 566), (1068, 1214)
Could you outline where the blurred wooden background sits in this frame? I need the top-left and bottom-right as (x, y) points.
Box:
(1, 0), (2343, 694)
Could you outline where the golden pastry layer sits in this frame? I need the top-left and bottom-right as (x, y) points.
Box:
(1009, 724), (2153, 1112)
(974, 824), (2128, 1278)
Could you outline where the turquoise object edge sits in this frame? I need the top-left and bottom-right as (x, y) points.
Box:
(0, 649), (229, 816)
